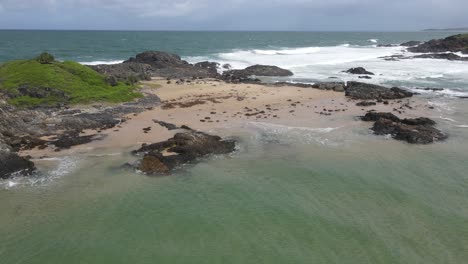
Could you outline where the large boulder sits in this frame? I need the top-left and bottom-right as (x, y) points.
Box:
(222, 65), (293, 83)
(361, 112), (447, 144)
(131, 128), (236, 175)
(345, 81), (413, 100)
(124, 51), (189, 68)
(0, 150), (36, 179)
(344, 67), (375, 75)
(408, 34), (468, 54)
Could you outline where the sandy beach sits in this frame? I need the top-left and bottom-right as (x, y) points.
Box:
(21, 78), (434, 158)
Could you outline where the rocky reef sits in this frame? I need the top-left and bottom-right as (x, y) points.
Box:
(91, 51), (220, 80)
(361, 112), (447, 144)
(345, 81), (413, 100)
(129, 126), (236, 175)
(221, 65), (293, 83)
(408, 34), (468, 54)
(344, 67), (375, 75)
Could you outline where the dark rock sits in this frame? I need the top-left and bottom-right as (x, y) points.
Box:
(153, 120), (179, 130)
(131, 130), (236, 175)
(273, 82), (315, 88)
(222, 64), (232, 70)
(377, 44), (398, 47)
(415, 87), (444, 91)
(93, 51), (220, 79)
(401, 41), (423, 47)
(52, 132), (105, 150)
(345, 81), (413, 100)
(408, 34), (468, 53)
(222, 65), (293, 83)
(358, 76), (372, 79)
(379, 55), (407, 61)
(194, 61), (220, 76)
(361, 112), (401, 122)
(412, 53), (468, 61)
(356, 101), (377, 107)
(311, 82), (346, 92)
(361, 112), (446, 144)
(401, 117), (436, 126)
(124, 51), (188, 68)
(344, 67), (375, 75)
(0, 150), (36, 179)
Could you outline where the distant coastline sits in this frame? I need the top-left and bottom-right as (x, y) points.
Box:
(422, 27), (468, 32)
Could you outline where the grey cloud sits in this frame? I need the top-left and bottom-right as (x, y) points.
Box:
(0, 0), (467, 30)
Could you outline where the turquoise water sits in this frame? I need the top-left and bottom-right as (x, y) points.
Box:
(1, 119), (468, 263)
(1, 31), (468, 263)
(0, 30), (463, 62)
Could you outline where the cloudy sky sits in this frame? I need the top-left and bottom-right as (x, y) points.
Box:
(0, 0), (466, 31)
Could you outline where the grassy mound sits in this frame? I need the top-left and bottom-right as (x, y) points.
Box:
(0, 59), (141, 107)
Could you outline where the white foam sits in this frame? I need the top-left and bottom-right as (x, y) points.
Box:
(78, 60), (124, 65)
(186, 44), (468, 94)
(457, 125), (468, 128)
(368, 39), (378, 43)
(249, 121), (341, 133)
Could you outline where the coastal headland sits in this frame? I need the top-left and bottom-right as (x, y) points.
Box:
(3, 34), (467, 178)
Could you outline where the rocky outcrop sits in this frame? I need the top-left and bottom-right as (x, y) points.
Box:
(361, 112), (447, 144)
(90, 62), (153, 82)
(408, 34), (468, 54)
(271, 81), (345, 92)
(0, 150), (36, 179)
(344, 67), (374, 75)
(312, 82), (346, 92)
(92, 51), (220, 80)
(412, 53), (468, 61)
(194, 61), (220, 76)
(0, 93), (162, 178)
(130, 128), (236, 175)
(345, 82), (413, 100)
(222, 65), (293, 83)
(401, 41), (423, 47)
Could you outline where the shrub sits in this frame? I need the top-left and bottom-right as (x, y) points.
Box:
(126, 75), (139, 86)
(36, 52), (55, 64)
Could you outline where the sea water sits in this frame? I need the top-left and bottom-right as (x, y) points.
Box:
(1, 31), (468, 263)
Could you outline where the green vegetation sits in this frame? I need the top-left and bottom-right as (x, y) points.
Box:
(0, 58), (141, 107)
(35, 52), (55, 64)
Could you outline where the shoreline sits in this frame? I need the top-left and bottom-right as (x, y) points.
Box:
(20, 78), (436, 161)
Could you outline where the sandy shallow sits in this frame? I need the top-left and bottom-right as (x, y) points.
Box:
(22, 78), (436, 158)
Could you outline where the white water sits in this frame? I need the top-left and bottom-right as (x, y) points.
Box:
(187, 45), (468, 96)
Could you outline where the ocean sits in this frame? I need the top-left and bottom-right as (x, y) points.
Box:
(1, 31), (468, 263)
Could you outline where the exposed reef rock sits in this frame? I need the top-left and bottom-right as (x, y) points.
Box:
(408, 34), (468, 54)
(130, 127), (236, 175)
(344, 67), (375, 75)
(361, 112), (446, 144)
(91, 51), (220, 80)
(412, 53), (468, 61)
(0, 150), (36, 179)
(400, 41), (423, 47)
(345, 82), (413, 100)
(222, 65), (293, 83)
(312, 82), (346, 92)
(0, 94), (161, 178)
(271, 81), (345, 92)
